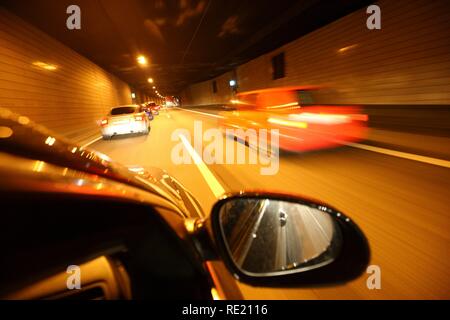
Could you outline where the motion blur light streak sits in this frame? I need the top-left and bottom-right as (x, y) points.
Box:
(338, 44), (358, 53)
(289, 113), (351, 125)
(32, 61), (57, 71)
(266, 102), (299, 109)
(268, 117), (308, 129)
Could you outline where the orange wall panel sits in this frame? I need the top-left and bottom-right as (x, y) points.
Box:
(0, 8), (132, 144)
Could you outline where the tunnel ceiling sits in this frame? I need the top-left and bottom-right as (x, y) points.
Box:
(2, 0), (372, 95)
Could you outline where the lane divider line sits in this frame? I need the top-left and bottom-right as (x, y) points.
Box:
(342, 141), (450, 169)
(81, 136), (102, 149)
(174, 107), (224, 119)
(178, 133), (226, 198)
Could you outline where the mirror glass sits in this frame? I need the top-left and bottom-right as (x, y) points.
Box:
(219, 198), (342, 276)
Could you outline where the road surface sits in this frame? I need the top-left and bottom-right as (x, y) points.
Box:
(88, 107), (450, 299)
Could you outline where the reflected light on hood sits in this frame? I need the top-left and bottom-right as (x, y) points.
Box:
(0, 126), (13, 138)
(32, 61), (58, 71)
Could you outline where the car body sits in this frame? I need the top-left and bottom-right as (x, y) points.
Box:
(100, 105), (150, 139)
(0, 108), (370, 300)
(144, 102), (160, 115)
(165, 96), (179, 108)
(220, 86), (368, 152)
(140, 103), (154, 120)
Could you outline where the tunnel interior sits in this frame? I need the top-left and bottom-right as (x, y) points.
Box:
(0, 0), (449, 300)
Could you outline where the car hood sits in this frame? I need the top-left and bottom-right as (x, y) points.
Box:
(0, 108), (204, 218)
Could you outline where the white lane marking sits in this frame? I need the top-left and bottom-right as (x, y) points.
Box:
(178, 133), (226, 198)
(342, 141), (450, 169)
(81, 136), (102, 149)
(174, 107), (224, 119)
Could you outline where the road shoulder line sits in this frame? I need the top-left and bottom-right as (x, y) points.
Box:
(344, 141), (450, 168)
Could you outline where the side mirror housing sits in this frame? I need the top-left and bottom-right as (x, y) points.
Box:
(210, 192), (370, 286)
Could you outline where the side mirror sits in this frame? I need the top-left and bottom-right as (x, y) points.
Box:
(210, 192), (370, 286)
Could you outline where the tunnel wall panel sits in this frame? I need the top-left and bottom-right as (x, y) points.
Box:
(181, 71), (234, 107)
(181, 0), (450, 106)
(0, 8), (132, 145)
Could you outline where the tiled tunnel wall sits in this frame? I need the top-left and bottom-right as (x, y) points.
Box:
(180, 0), (450, 106)
(0, 8), (133, 145)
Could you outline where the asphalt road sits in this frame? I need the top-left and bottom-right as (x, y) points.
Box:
(90, 107), (450, 300)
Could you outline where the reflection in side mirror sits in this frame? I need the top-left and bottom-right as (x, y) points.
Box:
(219, 199), (342, 276)
(211, 193), (370, 286)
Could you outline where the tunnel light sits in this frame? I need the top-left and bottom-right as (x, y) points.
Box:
(18, 116), (30, 125)
(45, 136), (56, 146)
(131, 93), (136, 99)
(229, 79), (236, 87)
(137, 55), (148, 66)
(147, 78), (154, 84)
(33, 161), (45, 172)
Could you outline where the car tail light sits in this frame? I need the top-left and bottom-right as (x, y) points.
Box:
(101, 119), (108, 126)
(134, 115), (144, 121)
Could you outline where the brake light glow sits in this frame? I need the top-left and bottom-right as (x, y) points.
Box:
(101, 119), (108, 126)
(134, 115), (144, 121)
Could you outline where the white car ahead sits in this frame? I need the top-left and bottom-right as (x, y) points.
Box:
(101, 105), (150, 139)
